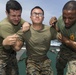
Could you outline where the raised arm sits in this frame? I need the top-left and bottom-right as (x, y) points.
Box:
(49, 17), (60, 32)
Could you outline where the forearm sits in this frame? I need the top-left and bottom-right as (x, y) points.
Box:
(61, 36), (76, 52)
(64, 39), (76, 51)
(57, 33), (76, 51)
(12, 40), (24, 51)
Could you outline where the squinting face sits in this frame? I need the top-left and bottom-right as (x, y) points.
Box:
(30, 8), (44, 24)
(63, 10), (76, 28)
(6, 9), (22, 25)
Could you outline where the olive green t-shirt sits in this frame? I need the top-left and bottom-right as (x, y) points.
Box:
(17, 25), (57, 60)
(57, 16), (76, 58)
(57, 16), (76, 42)
(0, 17), (25, 60)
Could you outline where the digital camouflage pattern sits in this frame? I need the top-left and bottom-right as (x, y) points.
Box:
(66, 60), (76, 75)
(56, 15), (76, 75)
(0, 51), (19, 75)
(26, 58), (53, 75)
(56, 45), (76, 75)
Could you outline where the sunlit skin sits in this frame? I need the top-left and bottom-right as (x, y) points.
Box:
(30, 8), (44, 25)
(63, 10), (76, 28)
(6, 9), (22, 25)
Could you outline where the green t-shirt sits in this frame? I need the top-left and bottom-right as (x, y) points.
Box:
(57, 16), (76, 41)
(0, 17), (25, 60)
(17, 25), (57, 60)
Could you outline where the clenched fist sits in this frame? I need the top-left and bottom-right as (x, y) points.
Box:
(22, 22), (30, 32)
(49, 17), (57, 26)
(3, 34), (19, 46)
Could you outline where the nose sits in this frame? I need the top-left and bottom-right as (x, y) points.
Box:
(15, 16), (19, 20)
(36, 14), (39, 17)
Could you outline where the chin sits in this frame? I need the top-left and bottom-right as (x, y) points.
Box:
(65, 25), (72, 29)
(13, 22), (19, 25)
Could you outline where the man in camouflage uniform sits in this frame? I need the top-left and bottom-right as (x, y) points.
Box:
(17, 6), (57, 75)
(0, 0), (29, 75)
(50, 1), (76, 75)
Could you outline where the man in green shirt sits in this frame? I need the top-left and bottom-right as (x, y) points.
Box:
(50, 1), (76, 75)
(0, 0), (29, 75)
(17, 6), (57, 75)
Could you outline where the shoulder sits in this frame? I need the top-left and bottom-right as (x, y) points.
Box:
(0, 18), (11, 26)
(43, 24), (51, 29)
(0, 18), (13, 29)
(57, 16), (64, 27)
(58, 15), (63, 21)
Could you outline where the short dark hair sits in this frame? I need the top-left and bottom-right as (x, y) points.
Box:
(31, 6), (44, 15)
(6, 0), (22, 13)
(63, 1), (76, 11)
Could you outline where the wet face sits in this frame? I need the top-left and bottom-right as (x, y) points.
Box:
(63, 10), (76, 28)
(6, 9), (22, 25)
(30, 8), (44, 24)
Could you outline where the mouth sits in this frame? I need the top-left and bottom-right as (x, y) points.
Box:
(65, 24), (72, 28)
(14, 20), (19, 24)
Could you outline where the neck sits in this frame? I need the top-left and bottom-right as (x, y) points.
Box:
(32, 23), (43, 30)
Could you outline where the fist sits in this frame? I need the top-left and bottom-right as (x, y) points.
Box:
(49, 17), (57, 26)
(22, 22), (30, 32)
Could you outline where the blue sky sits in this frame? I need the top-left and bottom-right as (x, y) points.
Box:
(0, 0), (70, 25)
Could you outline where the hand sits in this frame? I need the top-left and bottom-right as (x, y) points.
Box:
(12, 39), (23, 51)
(57, 33), (69, 43)
(22, 22), (30, 32)
(49, 17), (57, 27)
(57, 33), (62, 41)
(3, 34), (19, 46)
